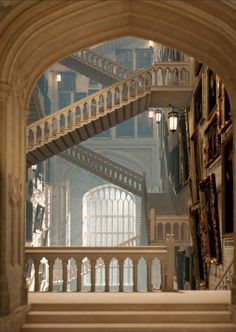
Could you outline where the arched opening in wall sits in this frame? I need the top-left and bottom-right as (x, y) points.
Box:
(25, 31), (233, 295)
(82, 184), (136, 246)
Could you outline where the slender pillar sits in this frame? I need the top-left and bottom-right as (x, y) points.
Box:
(48, 260), (54, 292)
(90, 260), (96, 292)
(119, 260), (124, 292)
(105, 260), (110, 292)
(133, 260), (138, 292)
(34, 261), (40, 292)
(166, 234), (174, 291)
(232, 110), (236, 305)
(147, 259), (152, 292)
(62, 260), (68, 292)
(76, 261), (81, 292)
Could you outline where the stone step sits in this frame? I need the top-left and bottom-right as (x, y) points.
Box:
(21, 322), (236, 332)
(27, 310), (232, 324)
(30, 302), (229, 312)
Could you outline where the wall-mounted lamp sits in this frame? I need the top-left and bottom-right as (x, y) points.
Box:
(155, 109), (162, 124)
(148, 40), (154, 48)
(168, 109), (179, 132)
(31, 164), (37, 171)
(56, 73), (62, 82)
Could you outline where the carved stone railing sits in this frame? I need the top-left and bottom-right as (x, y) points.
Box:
(61, 145), (145, 197)
(153, 61), (193, 87)
(76, 49), (133, 80)
(215, 259), (234, 290)
(119, 235), (139, 247)
(26, 67), (152, 152)
(25, 236), (174, 293)
(27, 87), (44, 124)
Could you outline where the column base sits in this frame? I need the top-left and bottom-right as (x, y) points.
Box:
(0, 304), (30, 332)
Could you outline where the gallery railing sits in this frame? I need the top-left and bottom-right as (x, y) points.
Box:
(25, 235), (174, 293)
(76, 49), (133, 80)
(215, 259), (234, 290)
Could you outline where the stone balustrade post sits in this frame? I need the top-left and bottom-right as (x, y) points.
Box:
(90, 260), (96, 292)
(133, 259), (138, 292)
(147, 259), (153, 292)
(166, 234), (174, 291)
(62, 260), (68, 292)
(77, 261), (82, 292)
(34, 260), (40, 292)
(119, 260), (124, 292)
(48, 260), (54, 292)
(104, 260), (110, 292)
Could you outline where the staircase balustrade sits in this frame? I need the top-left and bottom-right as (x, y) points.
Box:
(26, 67), (152, 153)
(153, 61), (192, 87)
(25, 237), (174, 293)
(76, 49), (133, 80)
(215, 259), (234, 290)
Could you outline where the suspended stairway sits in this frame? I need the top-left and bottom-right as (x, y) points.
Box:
(59, 49), (133, 86)
(60, 145), (149, 244)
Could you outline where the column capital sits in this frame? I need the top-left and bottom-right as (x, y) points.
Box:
(0, 82), (11, 102)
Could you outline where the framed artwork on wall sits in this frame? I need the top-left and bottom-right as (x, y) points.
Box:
(199, 174), (222, 264)
(189, 205), (208, 288)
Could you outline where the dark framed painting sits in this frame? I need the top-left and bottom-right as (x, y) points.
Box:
(115, 48), (133, 69)
(203, 114), (221, 167)
(222, 135), (233, 236)
(194, 79), (202, 127)
(135, 48), (152, 70)
(207, 69), (217, 116)
(189, 205), (208, 288)
(34, 204), (45, 232)
(199, 174), (222, 264)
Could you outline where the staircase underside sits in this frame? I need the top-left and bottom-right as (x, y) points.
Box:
(22, 291), (236, 332)
(150, 87), (193, 108)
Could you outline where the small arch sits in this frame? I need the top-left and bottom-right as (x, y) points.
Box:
(75, 106), (81, 124)
(124, 257), (133, 291)
(36, 126), (42, 144)
(114, 87), (120, 105)
(91, 98), (97, 116)
(28, 129), (34, 147)
(138, 257), (147, 291)
(81, 257), (91, 292)
(144, 72), (152, 89)
(60, 114), (65, 131)
(53, 258), (63, 292)
(95, 257), (105, 291)
(122, 83), (128, 101)
(172, 67), (179, 85)
(164, 68), (171, 86)
(99, 95), (104, 113)
(156, 223), (163, 241)
(156, 68), (163, 86)
(173, 223), (179, 240)
(165, 223), (171, 238)
(67, 110), (73, 128)
(180, 68), (188, 86)
(83, 103), (89, 120)
(52, 118), (57, 135)
(106, 91), (112, 109)
(138, 76), (144, 94)
(129, 79), (136, 98)
(44, 121), (50, 139)
(110, 257), (119, 290)
(181, 223), (187, 241)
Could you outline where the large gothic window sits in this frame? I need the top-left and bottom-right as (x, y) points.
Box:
(82, 185), (136, 246)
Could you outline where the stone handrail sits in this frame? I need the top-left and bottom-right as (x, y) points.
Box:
(25, 236), (174, 293)
(119, 235), (139, 247)
(153, 61), (192, 87)
(26, 66), (153, 152)
(215, 259), (234, 290)
(76, 48), (133, 80)
(61, 145), (145, 197)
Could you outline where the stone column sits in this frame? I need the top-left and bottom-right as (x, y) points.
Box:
(231, 110), (236, 306)
(0, 80), (28, 330)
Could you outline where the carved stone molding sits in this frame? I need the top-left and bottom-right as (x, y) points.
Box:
(0, 81), (11, 101)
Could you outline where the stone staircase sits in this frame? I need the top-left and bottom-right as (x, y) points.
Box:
(21, 292), (236, 332)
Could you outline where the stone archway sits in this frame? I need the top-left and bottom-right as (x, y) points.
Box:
(0, 1), (236, 328)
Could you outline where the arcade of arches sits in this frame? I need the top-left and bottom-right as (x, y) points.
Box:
(1, 1), (236, 331)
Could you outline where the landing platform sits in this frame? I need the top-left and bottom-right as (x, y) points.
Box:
(28, 290), (231, 305)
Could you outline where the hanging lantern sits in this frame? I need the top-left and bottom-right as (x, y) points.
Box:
(56, 73), (62, 82)
(168, 110), (178, 132)
(148, 108), (155, 119)
(155, 109), (162, 124)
